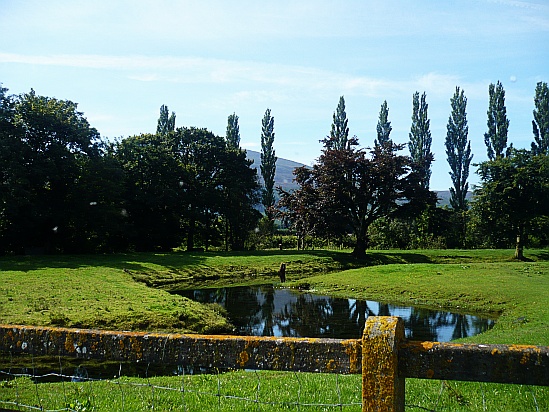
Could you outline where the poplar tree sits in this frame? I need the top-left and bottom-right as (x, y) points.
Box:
(260, 108), (277, 219)
(322, 96), (349, 150)
(484, 81), (509, 160)
(375, 100), (392, 147)
(156, 104), (176, 136)
(445, 87), (472, 211)
(226, 112), (240, 149)
(532, 81), (549, 155)
(409, 92), (433, 189)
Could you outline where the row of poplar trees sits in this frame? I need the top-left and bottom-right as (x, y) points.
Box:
(278, 82), (549, 259)
(1, 81), (547, 257)
(0, 83), (278, 254)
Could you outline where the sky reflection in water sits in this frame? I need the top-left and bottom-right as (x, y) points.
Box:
(179, 285), (495, 342)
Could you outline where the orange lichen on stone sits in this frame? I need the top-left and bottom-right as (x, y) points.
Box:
(343, 339), (361, 374)
(64, 334), (75, 353)
(129, 337), (143, 359)
(491, 348), (500, 356)
(326, 359), (338, 371)
(426, 369), (435, 379)
(237, 350), (249, 367)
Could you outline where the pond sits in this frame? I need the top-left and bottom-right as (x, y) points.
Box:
(179, 285), (495, 342)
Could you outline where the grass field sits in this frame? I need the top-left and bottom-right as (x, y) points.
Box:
(1, 248), (548, 411)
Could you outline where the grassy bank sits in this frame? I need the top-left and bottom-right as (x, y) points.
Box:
(1, 248), (548, 411)
(0, 250), (354, 332)
(0, 249), (548, 343)
(290, 249), (549, 346)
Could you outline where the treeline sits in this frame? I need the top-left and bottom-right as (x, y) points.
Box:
(0, 81), (548, 256)
(0, 86), (267, 254)
(278, 83), (549, 259)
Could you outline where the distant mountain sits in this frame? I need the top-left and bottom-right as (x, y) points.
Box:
(435, 190), (473, 207)
(246, 149), (471, 205)
(246, 150), (304, 192)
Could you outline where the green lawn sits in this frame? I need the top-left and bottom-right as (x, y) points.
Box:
(1, 248), (548, 411)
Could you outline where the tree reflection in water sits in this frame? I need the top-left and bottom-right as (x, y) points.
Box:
(179, 285), (495, 342)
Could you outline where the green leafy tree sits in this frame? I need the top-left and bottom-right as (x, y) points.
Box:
(0, 83), (13, 127)
(174, 127), (227, 251)
(260, 108), (277, 220)
(445, 87), (473, 211)
(156, 104), (176, 136)
(375, 100), (392, 147)
(226, 112), (240, 149)
(409, 92), (433, 190)
(115, 133), (183, 251)
(473, 149), (549, 259)
(484, 81), (509, 160)
(70, 144), (127, 252)
(322, 96), (349, 150)
(0, 89), (103, 253)
(532, 81), (549, 155)
(220, 147), (262, 250)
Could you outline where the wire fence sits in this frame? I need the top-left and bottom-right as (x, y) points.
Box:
(1, 318), (548, 411)
(1, 354), (546, 412)
(0, 354), (362, 411)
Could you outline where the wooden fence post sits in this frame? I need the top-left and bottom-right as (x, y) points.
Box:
(362, 316), (405, 412)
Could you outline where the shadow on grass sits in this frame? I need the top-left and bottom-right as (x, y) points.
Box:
(0, 251), (209, 273)
(0, 248), (441, 272)
(530, 250), (549, 261)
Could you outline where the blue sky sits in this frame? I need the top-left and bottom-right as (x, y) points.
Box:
(1, 0), (548, 190)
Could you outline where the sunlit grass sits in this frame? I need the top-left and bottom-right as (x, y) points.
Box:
(1, 248), (548, 411)
(1, 372), (547, 411)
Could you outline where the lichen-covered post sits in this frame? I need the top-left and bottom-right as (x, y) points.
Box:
(362, 316), (405, 412)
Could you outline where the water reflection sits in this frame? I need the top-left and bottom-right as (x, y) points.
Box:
(179, 285), (495, 342)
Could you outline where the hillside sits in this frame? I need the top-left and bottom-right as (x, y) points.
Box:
(246, 150), (471, 204)
(246, 150), (304, 192)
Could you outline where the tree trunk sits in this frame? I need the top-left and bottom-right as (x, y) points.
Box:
(515, 232), (524, 260)
(352, 233), (368, 259)
(515, 225), (524, 260)
(187, 215), (195, 251)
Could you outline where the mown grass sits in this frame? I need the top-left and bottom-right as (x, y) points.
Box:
(1, 371), (547, 411)
(1, 248), (548, 411)
(289, 250), (549, 346)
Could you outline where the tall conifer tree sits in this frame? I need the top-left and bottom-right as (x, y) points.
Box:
(260, 108), (277, 218)
(323, 96), (349, 150)
(226, 112), (240, 149)
(375, 100), (392, 147)
(409, 92), (433, 189)
(156, 105), (176, 136)
(484, 81), (509, 160)
(445, 87), (472, 211)
(532, 81), (549, 155)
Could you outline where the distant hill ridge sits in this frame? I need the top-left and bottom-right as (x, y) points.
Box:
(246, 149), (304, 192)
(246, 150), (470, 206)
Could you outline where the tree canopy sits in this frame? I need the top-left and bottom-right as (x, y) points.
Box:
(473, 149), (549, 259)
(409, 92), (433, 190)
(322, 96), (349, 150)
(1, 81), (548, 255)
(375, 100), (392, 147)
(279, 130), (412, 258)
(260, 108), (277, 219)
(445, 87), (472, 212)
(484, 81), (509, 160)
(532, 81), (549, 156)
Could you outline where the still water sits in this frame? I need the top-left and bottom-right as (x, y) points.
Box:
(179, 285), (495, 342)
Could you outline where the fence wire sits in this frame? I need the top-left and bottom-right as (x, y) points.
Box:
(0, 352), (362, 411)
(1, 351), (547, 411)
